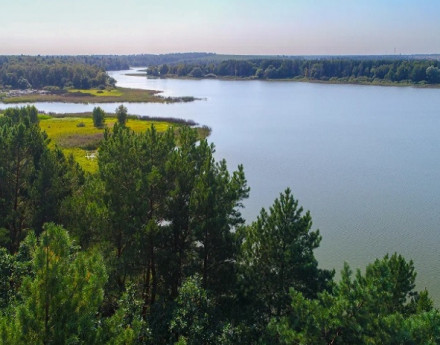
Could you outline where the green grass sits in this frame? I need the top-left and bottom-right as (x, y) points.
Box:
(1, 87), (196, 104)
(37, 114), (52, 120)
(39, 115), (174, 173)
(68, 88), (124, 97)
(3, 112), (208, 173)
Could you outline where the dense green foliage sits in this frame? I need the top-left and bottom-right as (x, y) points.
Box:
(116, 104), (128, 125)
(92, 106), (106, 128)
(0, 224), (107, 344)
(0, 106), (439, 344)
(0, 106), (83, 251)
(269, 255), (438, 344)
(0, 56), (115, 89)
(93, 53), (217, 70)
(0, 53), (216, 76)
(150, 58), (440, 84)
(2, 54), (439, 89)
(239, 189), (334, 322)
(48, 53), (438, 74)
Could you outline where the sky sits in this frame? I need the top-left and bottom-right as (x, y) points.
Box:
(1, 0), (439, 55)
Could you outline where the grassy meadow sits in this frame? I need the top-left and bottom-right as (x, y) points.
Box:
(68, 88), (124, 97)
(1, 110), (210, 173)
(39, 114), (173, 172)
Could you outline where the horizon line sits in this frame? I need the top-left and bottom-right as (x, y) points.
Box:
(1, 52), (440, 57)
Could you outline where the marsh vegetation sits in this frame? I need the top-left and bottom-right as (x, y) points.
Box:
(1, 87), (196, 104)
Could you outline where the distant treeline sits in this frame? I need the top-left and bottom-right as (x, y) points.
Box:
(81, 53), (440, 71)
(0, 54), (218, 89)
(148, 58), (440, 84)
(0, 56), (116, 90)
(87, 52), (217, 70)
(0, 53), (217, 72)
(2, 54), (440, 90)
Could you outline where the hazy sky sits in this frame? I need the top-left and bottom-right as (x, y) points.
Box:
(1, 0), (439, 55)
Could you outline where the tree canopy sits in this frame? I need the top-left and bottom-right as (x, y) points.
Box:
(149, 58), (440, 85)
(0, 56), (115, 90)
(0, 106), (438, 344)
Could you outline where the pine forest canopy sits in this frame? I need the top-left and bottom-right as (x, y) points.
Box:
(0, 106), (440, 344)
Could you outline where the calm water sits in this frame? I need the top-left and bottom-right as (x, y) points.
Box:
(4, 69), (440, 301)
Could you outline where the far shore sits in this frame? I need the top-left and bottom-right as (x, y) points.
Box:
(128, 72), (440, 88)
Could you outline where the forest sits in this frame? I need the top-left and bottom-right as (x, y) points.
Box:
(0, 56), (115, 90)
(148, 58), (440, 85)
(2, 55), (440, 91)
(0, 53), (216, 88)
(1, 106), (440, 344)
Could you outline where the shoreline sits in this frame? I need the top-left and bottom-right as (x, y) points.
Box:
(132, 73), (440, 89)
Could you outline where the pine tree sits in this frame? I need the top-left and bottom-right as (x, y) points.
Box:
(239, 188), (333, 326)
(0, 223), (107, 345)
(0, 107), (47, 252)
(270, 254), (439, 345)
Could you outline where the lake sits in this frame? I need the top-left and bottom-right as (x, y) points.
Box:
(4, 69), (440, 301)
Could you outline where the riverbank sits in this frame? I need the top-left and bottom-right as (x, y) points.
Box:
(137, 73), (440, 88)
(0, 87), (197, 104)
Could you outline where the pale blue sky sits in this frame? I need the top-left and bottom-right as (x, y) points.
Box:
(1, 0), (439, 55)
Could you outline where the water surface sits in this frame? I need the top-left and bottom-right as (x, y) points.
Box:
(5, 69), (440, 300)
